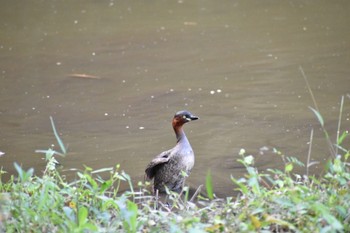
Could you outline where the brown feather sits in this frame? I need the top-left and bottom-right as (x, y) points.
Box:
(145, 150), (172, 179)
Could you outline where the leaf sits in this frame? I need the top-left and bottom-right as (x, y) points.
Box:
(206, 170), (214, 200)
(333, 157), (343, 173)
(35, 149), (65, 158)
(84, 173), (98, 190)
(335, 205), (347, 218)
(265, 214), (297, 231)
(83, 223), (98, 231)
(312, 203), (343, 230)
(273, 197), (294, 208)
(205, 223), (224, 233)
(309, 107), (324, 127)
(63, 206), (76, 222)
(100, 180), (113, 193)
(126, 200), (138, 232)
(250, 215), (261, 229)
(275, 180), (284, 188)
(337, 131), (348, 145)
(246, 166), (257, 176)
(44, 148), (55, 160)
(231, 176), (248, 195)
(14, 162), (23, 180)
(307, 161), (320, 168)
(180, 170), (189, 178)
(78, 206), (88, 226)
(14, 163), (34, 182)
(119, 199), (138, 233)
(245, 167), (261, 194)
(91, 167), (114, 174)
(345, 151), (350, 160)
(285, 163), (293, 173)
(49, 116), (67, 155)
(122, 171), (134, 194)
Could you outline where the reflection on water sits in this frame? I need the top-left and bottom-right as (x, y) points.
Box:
(1, 0), (349, 196)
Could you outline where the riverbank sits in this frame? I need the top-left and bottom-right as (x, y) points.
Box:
(1, 147), (349, 232)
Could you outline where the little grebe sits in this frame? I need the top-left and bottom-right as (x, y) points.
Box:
(145, 110), (199, 193)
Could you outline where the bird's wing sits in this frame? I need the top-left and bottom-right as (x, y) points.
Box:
(145, 149), (172, 179)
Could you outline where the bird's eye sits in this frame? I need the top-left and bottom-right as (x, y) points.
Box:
(182, 115), (186, 119)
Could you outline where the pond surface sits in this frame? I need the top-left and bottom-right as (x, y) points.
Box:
(1, 0), (349, 196)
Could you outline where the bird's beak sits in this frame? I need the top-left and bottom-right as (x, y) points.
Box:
(187, 115), (199, 121)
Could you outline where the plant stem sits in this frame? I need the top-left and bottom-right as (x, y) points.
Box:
(306, 128), (314, 177)
(335, 95), (344, 156)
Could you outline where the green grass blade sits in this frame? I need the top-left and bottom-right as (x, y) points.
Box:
(13, 162), (23, 181)
(49, 116), (67, 155)
(337, 131), (348, 145)
(335, 96), (344, 157)
(13, 163), (34, 182)
(206, 170), (214, 200)
(78, 206), (88, 226)
(91, 167), (114, 174)
(308, 107), (324, 127)
(300, 66), (320, 112)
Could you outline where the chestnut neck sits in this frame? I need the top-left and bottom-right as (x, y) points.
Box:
(172, 120), (188, 144)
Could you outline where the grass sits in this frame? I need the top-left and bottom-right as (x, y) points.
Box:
(0, 94), (349, 231)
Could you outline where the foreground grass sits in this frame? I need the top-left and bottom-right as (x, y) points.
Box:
(1, 98), (350, 232)
(1, 147), (349, 233)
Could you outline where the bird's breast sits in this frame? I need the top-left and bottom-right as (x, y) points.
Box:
(174, 148), (195, 171)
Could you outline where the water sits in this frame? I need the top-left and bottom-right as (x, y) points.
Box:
(1, 0), (349, 196)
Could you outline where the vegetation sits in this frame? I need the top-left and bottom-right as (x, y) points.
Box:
(0, 92), (349, 232)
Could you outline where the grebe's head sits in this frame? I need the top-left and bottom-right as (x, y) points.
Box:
(172, 110), (199, 127)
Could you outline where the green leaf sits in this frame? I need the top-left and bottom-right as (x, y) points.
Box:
(309, 107), (324, 127)
(63, 206), (75, 222)
(246, 166), (257, 176)
(335, 205), (347, 218)
(345, 151), (350, 160)
(265, 214), (297, 231)
(122, 171), (134, 194)
(285, 163), (293, 173)
(35, 149), (65, 158)
(312, 203), (343, 231)
(14, 162), (23, 180)
(78, 206), (88, 226)
(84, 173), (98, 190)
(246, 167), (261, 194)
(333, 157), (343, 173)
(49, 116), (67, 155)
(91, 167), (114, 174)
(206, 170), (214, 200)
(14, 163), (34, 182)
(127, 200), (138, 232)
(83, 222), (98, 231)
(231, 176), (248, 195)
(337, 131), (348, 145)
(275, 179), (284, 188)
(100, 180), (113, 193)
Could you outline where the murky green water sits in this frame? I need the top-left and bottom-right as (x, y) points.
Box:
(1, 0), (349, 196)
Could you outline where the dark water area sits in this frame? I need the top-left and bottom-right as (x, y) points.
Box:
(1, 0), (349, 196)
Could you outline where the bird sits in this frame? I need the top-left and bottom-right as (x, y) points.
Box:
(145, 110), (199, 193)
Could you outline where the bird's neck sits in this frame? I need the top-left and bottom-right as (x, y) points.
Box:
(174, 125), (188, 144)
